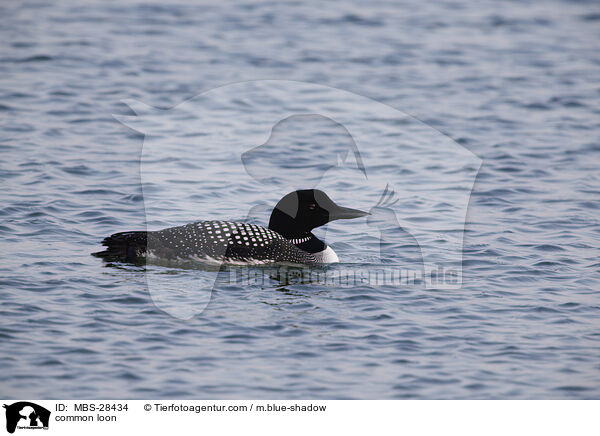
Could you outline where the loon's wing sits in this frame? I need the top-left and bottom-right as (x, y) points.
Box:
(93, 221), (316, 265)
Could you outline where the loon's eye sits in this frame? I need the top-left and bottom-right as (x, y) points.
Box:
(307, 203), (317, 210)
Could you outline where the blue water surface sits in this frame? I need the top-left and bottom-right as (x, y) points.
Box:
(1, 0), (599, 399)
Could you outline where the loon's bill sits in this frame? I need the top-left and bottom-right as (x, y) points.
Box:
(93, 189), (368, 266)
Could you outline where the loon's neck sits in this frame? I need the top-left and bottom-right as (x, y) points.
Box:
(294, 233), (326, 254)
(268, 209), (328, 254)
(269, 208), (303, 237)
(294, 233), (338, 263)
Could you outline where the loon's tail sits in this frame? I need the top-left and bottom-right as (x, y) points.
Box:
(92, 231), (147, 262)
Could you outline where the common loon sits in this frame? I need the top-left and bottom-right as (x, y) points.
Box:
(93, 189), (368, 265)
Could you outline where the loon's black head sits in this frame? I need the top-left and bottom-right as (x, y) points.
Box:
(268, 189), (368, 239)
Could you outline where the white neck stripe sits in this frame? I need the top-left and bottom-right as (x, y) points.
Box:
(289, 235), (312, 245)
